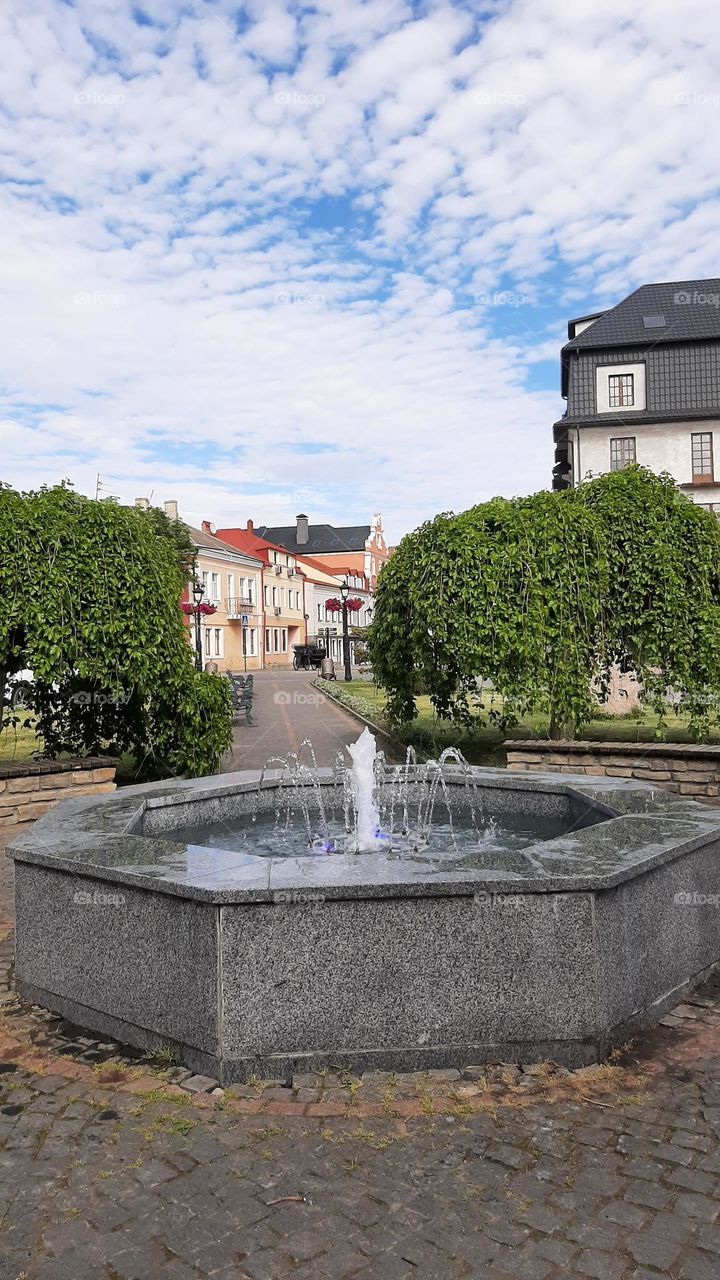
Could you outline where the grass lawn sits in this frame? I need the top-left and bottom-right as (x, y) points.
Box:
(335, 681), (720, 765)
(0, 720), (43, 765)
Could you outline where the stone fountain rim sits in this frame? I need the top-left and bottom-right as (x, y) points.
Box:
(11, 765), (720, 905)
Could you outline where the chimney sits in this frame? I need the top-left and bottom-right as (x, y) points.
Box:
(296, 513), (309, 545)
(201, 519), (216, 534)
(164, 500), (179, 521)
(246, 519), (254, 532)
(134, 497), (149, 510)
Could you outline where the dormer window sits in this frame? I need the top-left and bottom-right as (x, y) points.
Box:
(596, 363), (645, 413)
(608, 374), (634, 408)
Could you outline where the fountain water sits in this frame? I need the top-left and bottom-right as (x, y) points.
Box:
(346, 727), (383, 851)
(167, 727), (573, 863)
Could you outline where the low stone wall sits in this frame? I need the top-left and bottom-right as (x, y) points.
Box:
(506, 740), (720, 801)
(0, 759), (117, 828)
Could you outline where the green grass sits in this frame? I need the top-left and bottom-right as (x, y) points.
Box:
(334, 681), (720, 764)
(0, 721), (43, 765)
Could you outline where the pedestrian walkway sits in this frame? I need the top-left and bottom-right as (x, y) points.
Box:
(220, 668), (368, 772)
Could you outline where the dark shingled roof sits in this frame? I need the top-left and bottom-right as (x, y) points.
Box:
(565, 279), (720, 351)
(256, 523), (370, 555)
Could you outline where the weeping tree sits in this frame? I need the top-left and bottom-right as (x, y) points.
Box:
(0, 483), (232, 776)
(369, 466), (720, 740)
(574, 466), (720, 739)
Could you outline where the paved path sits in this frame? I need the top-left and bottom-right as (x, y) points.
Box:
(221, 669), (370, 772)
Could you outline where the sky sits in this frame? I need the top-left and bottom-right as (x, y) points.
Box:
(0, 0), (718, 544)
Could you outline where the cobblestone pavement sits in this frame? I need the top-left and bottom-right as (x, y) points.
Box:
(2, 837), (720, 1278)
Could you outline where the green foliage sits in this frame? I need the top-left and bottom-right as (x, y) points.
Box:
(369, 467), (720, 741)
(574, 466), (720, 739)
(0, 484), (231, 776)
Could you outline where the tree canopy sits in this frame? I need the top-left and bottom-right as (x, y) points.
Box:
(0, 483), (231, 776)
(369, 467), (720, 739)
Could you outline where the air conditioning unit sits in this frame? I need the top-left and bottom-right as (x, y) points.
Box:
(273, 564), (282, 575)
(273, 606), (282, 615)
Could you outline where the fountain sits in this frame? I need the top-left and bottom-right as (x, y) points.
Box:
(11, 728), (720, 1082)
(347, 727), (383, 850)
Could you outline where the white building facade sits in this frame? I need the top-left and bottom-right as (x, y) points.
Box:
(553, 278), (720, 515)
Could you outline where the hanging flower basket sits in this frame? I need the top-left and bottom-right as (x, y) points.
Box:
(325, 596), (363, 613)
(181, 601), (217, 617)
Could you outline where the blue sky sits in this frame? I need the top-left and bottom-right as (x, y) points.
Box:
(1, 0), (718, 541)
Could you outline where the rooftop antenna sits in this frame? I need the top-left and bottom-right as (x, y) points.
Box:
(95, 473), (121, 503)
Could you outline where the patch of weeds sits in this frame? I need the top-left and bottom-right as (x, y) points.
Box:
(151, 1044), (175, 1068)
(129, 1087), (191, 1114)
(252, 1124), (284, 1140)
(419, 1095), (434, 1116)
(345, 1157), (360, 1173)
(450, 1100), (474, 1117)
(462, 1183), (485, 1202)
(339, 1072), (363, 1102)
(139, 1112), (194, 1143)
(334, 1126), (403, 1152)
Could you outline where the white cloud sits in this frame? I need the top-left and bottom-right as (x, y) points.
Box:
(0, 0), (719, 542)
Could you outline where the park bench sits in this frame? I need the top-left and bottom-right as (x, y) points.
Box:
(225, 672), (255, 725)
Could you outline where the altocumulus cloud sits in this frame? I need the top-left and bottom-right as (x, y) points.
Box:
(0, 0), (718, 540)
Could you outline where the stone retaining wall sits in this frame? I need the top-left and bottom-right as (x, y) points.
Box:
(506, 740), (720, 801)
(0, 759), (117, 828)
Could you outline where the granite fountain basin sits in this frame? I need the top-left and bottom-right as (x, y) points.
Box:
(10, 765), (720, 1082)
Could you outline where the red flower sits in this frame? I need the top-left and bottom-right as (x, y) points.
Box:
(181, 601), (217, 616)
(325, 596), (363, 613)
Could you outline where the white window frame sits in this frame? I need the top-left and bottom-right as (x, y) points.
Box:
(595, 363), (646, 414)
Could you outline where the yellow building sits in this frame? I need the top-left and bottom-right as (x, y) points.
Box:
(261, 542), (307, 665)
(181, 512), (264, 673)
(215, 520), (308, 666)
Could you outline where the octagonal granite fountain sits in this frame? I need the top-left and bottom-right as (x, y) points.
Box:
(11, 729), (720, 1082)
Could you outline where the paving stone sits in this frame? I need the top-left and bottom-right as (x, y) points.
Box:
(575, 1247), (626, 1279)
(675, 1193), (720, 1222)
(180, 1073), (220, 1093)
(678, 1250), (720, 1280)
(627, 1231), (685, 1269)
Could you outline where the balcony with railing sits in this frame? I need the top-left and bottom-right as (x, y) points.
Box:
(226, 596), (256, 620)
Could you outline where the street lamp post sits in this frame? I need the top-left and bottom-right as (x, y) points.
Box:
(340, 580), (352, 682)
(192, 579), (205, 672)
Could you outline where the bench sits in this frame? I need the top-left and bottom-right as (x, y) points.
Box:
(225, 673), (255, 725)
